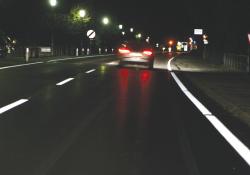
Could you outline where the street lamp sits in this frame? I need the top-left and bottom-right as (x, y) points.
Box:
(168, 40), (174, 46)
(102, 17), (110, 25)
(122, 31), (126, 35)
(49, 0), (57, 7)
(119, 24), (123, 30)
(130, 28), (134, 32)
(79, 9), (86, 18)
(136, 33), (142, 39)
(49, 0), (58, 56)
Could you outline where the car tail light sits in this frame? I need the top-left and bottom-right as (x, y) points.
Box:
(143, 50), (153, 56)
(119, 48), (130, 54)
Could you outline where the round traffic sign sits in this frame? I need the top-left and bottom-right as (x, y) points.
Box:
(87, 30), (96, 39)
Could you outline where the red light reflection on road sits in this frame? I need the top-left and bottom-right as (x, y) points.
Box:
(115, 68), (130, 131)
(138, 70), (152, 128)
(140, 71), (150, 82)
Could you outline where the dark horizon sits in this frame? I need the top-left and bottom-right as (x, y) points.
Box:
(0, 0), (249, 53)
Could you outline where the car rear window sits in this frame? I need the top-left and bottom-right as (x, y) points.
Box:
(120, 41), (152, 51)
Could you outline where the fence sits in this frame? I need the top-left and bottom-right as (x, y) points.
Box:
(223, 53), (249, 72)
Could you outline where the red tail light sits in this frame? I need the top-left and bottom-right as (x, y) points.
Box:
(143, 50), (153, 56)
(119, 48), (130, 54)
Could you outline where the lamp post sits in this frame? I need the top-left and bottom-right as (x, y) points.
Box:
(49, 0), (58, 56)
(78, 9), (87, 55)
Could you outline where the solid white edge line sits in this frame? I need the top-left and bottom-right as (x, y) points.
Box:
(0, 99), (29, 115)
(85, 69), (96, 74)
(168, 57), (250, 166)
(0, 54), (114, 70)
(56, 78), (74, 86)
(0, 62), (43, 70)
(206, 114), (250, 165)
(167, 57), (174, 71)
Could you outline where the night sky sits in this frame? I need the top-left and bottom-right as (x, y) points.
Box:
(0, 0), (249, 51)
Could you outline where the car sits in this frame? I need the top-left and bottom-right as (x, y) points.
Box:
(117, 41), (155, 68)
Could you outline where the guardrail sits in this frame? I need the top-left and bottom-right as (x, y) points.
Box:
(223, 53), (250, 72)
(7, 47), (115, 59)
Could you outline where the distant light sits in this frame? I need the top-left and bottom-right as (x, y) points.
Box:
(102, 17), (110, 25)
(130, 28), (134, 32)
(162, 47), (166, 51)
(168, 47), (172, 52)
(156, 43), (159, 48)
(136, 33), (142, 38)
(203, 39), (209, 45)
(79, 9), (86, 18)
(203, 34), (208, 39)
(49, 0), (57, 7)
(119, 24), (123, 30)
(168, 40), (174, 46)
(122, 31), (126, 35)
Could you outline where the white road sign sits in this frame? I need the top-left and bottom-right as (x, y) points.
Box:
(87, 30), (96, 39)
(194, 29), (203, 35)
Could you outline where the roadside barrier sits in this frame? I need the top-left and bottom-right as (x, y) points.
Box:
(223, 53), (249, 72)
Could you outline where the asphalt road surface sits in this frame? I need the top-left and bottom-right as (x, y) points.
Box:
(0, 54), (249, 175)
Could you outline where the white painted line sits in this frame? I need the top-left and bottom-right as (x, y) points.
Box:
(167, 57), (174, 71)
(0, 55), (114, 70)
(206, 114), (250, 165)
(47, 54), (114, 63)
(85, 69), (96, 74)
(168, 57), (250, 166)
(0, 99), (29, 115)
(106, 61), (119, 65)
(56, 78), (74, 86)
(0, 62), (43, 70)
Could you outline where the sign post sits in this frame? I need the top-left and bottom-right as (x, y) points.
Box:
(247, 33), (250, 72)
(87, 30), (96, 55)
(25, 48), (29, 62)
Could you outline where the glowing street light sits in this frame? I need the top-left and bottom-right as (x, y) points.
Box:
(130, 28), (134, 32)
(102, 17), (110, 25)
(168, 40), (174, 46)
(122, 31), (126, 35)
(119, 24), (123, 30)
(79, 9), (86, 18)
(49, 0), (57, 7)
(136, 33), (142, 39)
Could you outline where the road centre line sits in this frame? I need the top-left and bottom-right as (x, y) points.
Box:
(0, 99), (29, 115)
(56, 78), (74, 86)
(85, 69), (96, 74)
(168, 57), (250, 166)
(47, 54), (114, 63)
